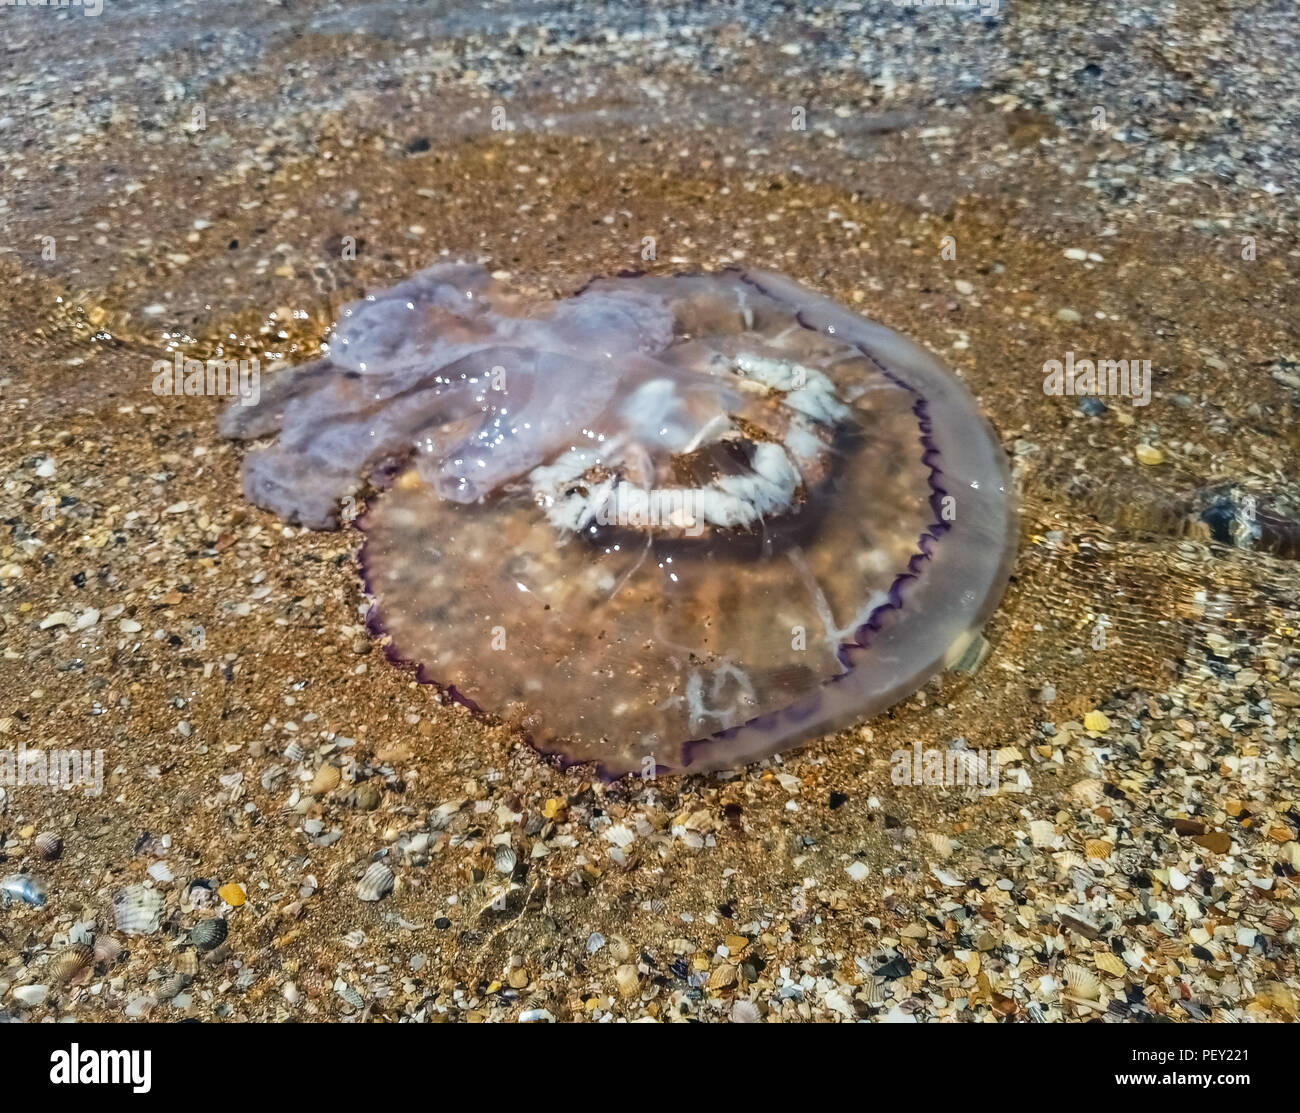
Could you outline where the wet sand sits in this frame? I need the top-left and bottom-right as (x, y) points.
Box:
(2, 0), (1299, 1021)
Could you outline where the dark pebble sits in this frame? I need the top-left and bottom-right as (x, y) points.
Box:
(876, 956), (912, 980)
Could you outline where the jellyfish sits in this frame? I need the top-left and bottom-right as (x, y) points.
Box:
(222, 265), (1016, 775)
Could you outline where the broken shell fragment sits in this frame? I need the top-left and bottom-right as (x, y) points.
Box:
(1069, 778), (1105, 805)
(1084, 839), (1113, 860)
(925, 832), (954, 859)
(1094, 952), (1126, 977)
(1028, 820), (1056, 848)
(343, 781), (382, 811)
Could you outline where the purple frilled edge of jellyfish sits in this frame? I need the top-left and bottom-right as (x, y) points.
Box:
(220, 264), (1017, 777)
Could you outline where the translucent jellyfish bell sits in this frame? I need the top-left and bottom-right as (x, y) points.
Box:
(222, 265), (1016, 775)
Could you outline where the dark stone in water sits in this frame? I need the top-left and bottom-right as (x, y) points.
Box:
(1198, 485), (1300, 559)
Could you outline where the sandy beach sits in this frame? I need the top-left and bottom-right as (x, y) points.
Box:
(2, 0), (1299, 1023)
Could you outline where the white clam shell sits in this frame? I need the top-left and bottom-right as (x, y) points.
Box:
(1028, 819), (1056, 848)
(113, 884), (164, 935)
(1062, 962), (1102, 1001)
(356, 861), (395, 902)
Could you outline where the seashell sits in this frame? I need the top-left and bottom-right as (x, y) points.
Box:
(494, 845), (517, 874)
(1069, 867), (1099, 893)
(1055, 851), (1088, 878)
(1116, 849), (1144, 876)
(336, 983), (365, 1009)
(1240, 899), (1272, 921)
(34, 832), (63, 860)
(308, 763), (341, 796)
(925, 832), (953, 860)
(707, 963), (738, 990)
(284, 741), (306, 763)
(175, 950), (199, 977)
(729, 999), (762, 1023)
(344, 781), (382, 811)
(356, 861), (394, 902)
(860, 979), (885, 1005)
(1028, 820), (1056, 848)
(48, 943), (94, 984)
(113, 885), (164, 935)
(1199, 941), (1226, 962)
(1069, 778), (1105, 805)
(187, 878), (216, 909)
(1264, 907), (1293, 933)
(1062, 963), (1102, 1001)
(615, 964), (640, 998)
(155, 973), (192, 1001)
(1085, 839), (1113, 860)
(93, 935), (124, 967)
(223, 265), (1017, 777)
(1083, 709), (1111, 733)
(202, 942), (231, 966)
(397, 831), (432, 863)
(1, 873), (47, 907)
(123, 994), (156, 1019)
(11, 984), (49, 1007)
(1094, 951), (1126, 977)
(189, 917), (228, 952)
